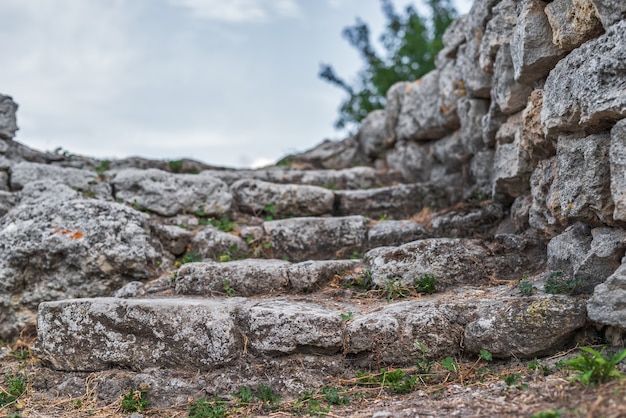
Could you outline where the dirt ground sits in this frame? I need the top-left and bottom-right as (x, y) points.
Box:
(1, 336), (625, 418)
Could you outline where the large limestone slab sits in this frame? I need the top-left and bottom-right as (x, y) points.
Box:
(112, 168), (232, 216)
(263, 216), (368, 261)
(10, 161), (98, 192)
(237, 300), (344, 354)
(231, 179), (334, 218)
(0, 198), (163, 339)
(365, 236), (545, 290)
(464, 296), (587, 358)
(346, 301), (466, 365)
(34, 298), (241, 371)
(541, 20), (626, 138)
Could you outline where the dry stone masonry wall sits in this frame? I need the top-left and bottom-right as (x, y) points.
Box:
(0, 0), (624, 410)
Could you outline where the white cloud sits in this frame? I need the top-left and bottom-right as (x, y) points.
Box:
(170, 0), (300, 23)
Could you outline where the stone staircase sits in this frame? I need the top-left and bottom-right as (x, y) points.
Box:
(27, 164), (588, 409)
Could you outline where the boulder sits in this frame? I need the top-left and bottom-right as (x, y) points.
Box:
(112, 168), (232, 217)
(0, 95), (18, 140)
(458, 97), (490, 154)
(464, 296), (587, 358)
(541, 20), (626, 138)
(262, 216), (368, 261)
(528, 157), (568, 238)
(189, 226), (248, 261)
(0, 198), (163, 339)
(492, 136), (533, 204)
(385, 140), (433, 183)
(511, 0), (566, 84)
(431, 202), (505, 238)
(367, 220), (429, 248)
(280, 137), (366, 170)
(151, 224), (193, 256)
(520, 90), (557, 164)
(478, 0), (517, 74)
(231, 179), (334, 218)
(545, 0), (604, 51)
(492, 44), (533, 115)
(34, 298), (241, 371)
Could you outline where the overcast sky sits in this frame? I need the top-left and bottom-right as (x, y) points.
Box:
(0, 0), (472, 168)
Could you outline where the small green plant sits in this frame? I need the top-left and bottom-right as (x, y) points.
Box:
(168, 159), (184, 173)
(218, 253), (231, 263)
(95, 160), (110, 174)
(169, 271), (178, 282)
(188, 397), (228, 418)
(355, 368), (418, 394)
(0, 373), (27, 407)
(441, 357), (459, 373)
(349, 249), (361, 260)
(564, 346), (626, 386)
(414, 342), (435, 375)
(257, 384), (280, 410)
(340, 312), (354, 322)
(530, 409), (563, 418)
(10, 348), (30, 360)
(120, 388), (149, 413)
(321, 386), (350, 406)
(544, 271), (581, 295)
(222, 279), (236, 297)
(233, 386), (253, 406)
(518, 280), (535, 296)
(479, 349), (493, 362)
(263, 204), (277, 221)
(413, 273), (436, 294)
(175, 250), (202, 268)
(528, 358), (552, 376)
(501, 373), (528, 390)
(209, 216), (237, 233)
(381, 279), (411, 301)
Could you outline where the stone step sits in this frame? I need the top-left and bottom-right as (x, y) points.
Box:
(34, 290), (587, 374)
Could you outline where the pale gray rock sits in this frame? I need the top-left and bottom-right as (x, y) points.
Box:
(431, 203), (505, 238)
(458, 98), (490, 154)
(455, 32), (493, 98)
(175, 259), (290, 297)
(34, 298), (241, 371)
(231, 179), (334, 218)
(237, 300), (343, 354)
(555, 134), (614, 225)
(367, 220), (428, 248)
(492, 136), (533, 204)
(0, 198), (163, 339)
(436, 14), (470, 67)
(393, 68), (461, 142)
(17, 180), (81, 206)
(545, 0), (604, 51)
(357, 110), (388, 159)
(287, 259), (361, 293)
(335, 183), (449, 219)
(482, 100), (508, 148)
(151, 224), (193, 256)
(282, 137), (366, 170)
(590, 0), (626, 29)
(385, 141), (432, 183)
(464, 295), (587, 358)
(113, 281), (146, 298)
(0, 190), (16, 217)
(366, 238), (489, 290)
(493, 44), (533, 115)
(0, 95), (18, 140)
(431, 131), (471, 175)
(346, 301), (465, 365)
(541, 20), (626, 138)
(548, 223), (626, 293)
(10, 161), (98, 192)
(470, 150), (494, 198)
(528, 157), (568, 238)
(263, 216), (368, 261)
(496, 112), (522, 146)
(512, 194), (533, 232)
(189, 226), (248, 261)
(479, 0), (517, 74)
(588, 256), (626, 328)
(511, 0), (566, 84)
(112, 168), (232, 217)
(609, 119), (626, 221)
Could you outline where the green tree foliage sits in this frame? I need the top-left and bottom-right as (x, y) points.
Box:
(320, 0), (457, 130)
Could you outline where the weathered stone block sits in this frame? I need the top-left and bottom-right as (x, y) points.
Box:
(511, 0), (566, 84)
(545, 0), (604, 51)
(541, 20), (626, 138)
(34, 298), (241, 371)
(609, 119), (626, 221)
